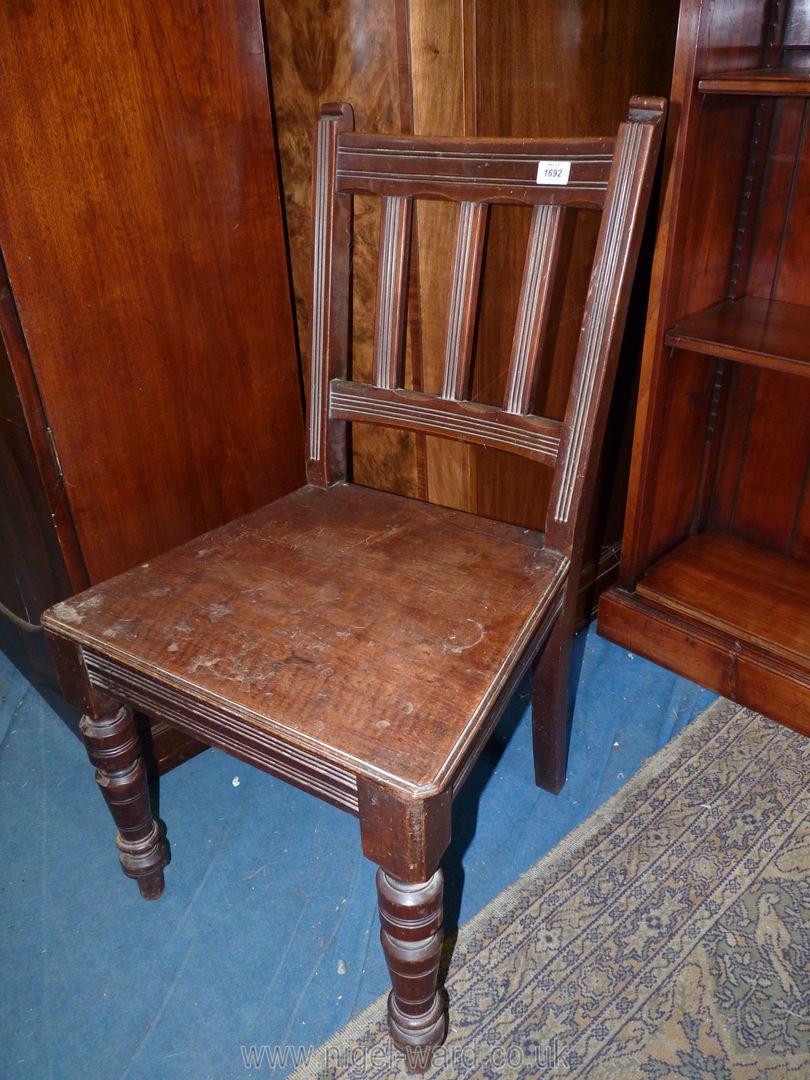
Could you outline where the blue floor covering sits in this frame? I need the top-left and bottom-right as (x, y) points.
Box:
(0, 623), (715, 1079)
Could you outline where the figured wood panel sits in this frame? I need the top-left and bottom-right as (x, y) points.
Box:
(709, 364), (759, 530)
(470, 0), (680, 533)
(746, 95), (810, 302)
(711, 369), (810, 557)
(769, 98), (810, 305)
(408, 0), (474, 511)
(730, 371), (810, 553)
(264, 0), (425, 501)
(0, 1), (304, 583)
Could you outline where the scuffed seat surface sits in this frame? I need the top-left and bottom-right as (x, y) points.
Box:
(44, 484), (566, 791)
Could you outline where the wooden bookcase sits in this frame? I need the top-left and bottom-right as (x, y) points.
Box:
(599, 0), (810, 736)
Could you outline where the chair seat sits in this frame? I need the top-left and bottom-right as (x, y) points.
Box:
(44, 484), (567, 794)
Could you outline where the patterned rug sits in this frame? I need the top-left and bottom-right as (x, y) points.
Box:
(292, 699), (809, 1078)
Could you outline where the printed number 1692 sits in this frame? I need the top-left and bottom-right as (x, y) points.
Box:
(535, 160), (571, 186)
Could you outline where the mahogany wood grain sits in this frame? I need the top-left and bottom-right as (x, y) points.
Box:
(744, 97), (808, 301)
(768, 99), (810, 306)
(0, 1), (305, 585)
(637, 532), (810, 665)
(598, 587), (810, 737)
(724, 372), (810, 556)
(44, 483), (568, 795)
(601, 0), (810, 741)
(263, 0), (426, 504)
(329, 382), (561, 465)
(699, 68), (810, 95)
(793, 479), (810, 562)
(407, 0), (473, 513)
(372, 197), (413, 390)
(708, 364), (762, 534)
(665, 297), (810, 378)
(377, 869), (446, 1070)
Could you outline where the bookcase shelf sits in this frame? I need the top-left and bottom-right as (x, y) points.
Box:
(699, 67), (810, 96)
(637, 533), (810, 667)
(665, 296), (810, 378)
(602, 533), (810, 736)
(599, 0), (810, 739)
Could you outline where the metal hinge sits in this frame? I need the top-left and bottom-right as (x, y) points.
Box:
(44, 425), (64, 480)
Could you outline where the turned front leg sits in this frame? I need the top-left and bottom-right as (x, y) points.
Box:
(80, 705), (168, 900)
(376, 868), (446, 1073)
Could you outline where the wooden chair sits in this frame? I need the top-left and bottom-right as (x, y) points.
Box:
(43, 98), (665, 1070)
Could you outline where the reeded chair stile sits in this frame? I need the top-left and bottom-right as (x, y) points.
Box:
(43, 97), (665, 1070)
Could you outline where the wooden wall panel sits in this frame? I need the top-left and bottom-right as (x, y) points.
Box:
(0, 0), (304, 584)
(711, 369), (810, 558)
(710, 364), (759, 529)
(264, 0), (425, 502)
(729, 372), (810, 553)
(470, 0), (680, 534)
(772, 107), (810, 304)
(408, 0), (473, 511)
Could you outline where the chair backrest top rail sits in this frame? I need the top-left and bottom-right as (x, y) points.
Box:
(340, 132), (614, 156)
(336, 133), (614, 207)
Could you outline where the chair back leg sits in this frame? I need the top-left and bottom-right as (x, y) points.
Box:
(532, 606), (576, 794)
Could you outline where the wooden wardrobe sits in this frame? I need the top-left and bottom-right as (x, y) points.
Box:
(0, 2), (305, 768)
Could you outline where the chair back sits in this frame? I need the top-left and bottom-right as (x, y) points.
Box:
(305, 99), (666, 559)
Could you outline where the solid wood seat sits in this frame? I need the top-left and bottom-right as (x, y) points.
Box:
(42, 98), (665, 1072)
(45, 482), (566, 796)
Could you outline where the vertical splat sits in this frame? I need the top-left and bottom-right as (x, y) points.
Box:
(503, 204), (564, 414)
(440, 201), (488, 400)
(372, 196), (413, 390)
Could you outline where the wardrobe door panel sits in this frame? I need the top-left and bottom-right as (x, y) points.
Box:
(0, 0), (305, 583)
